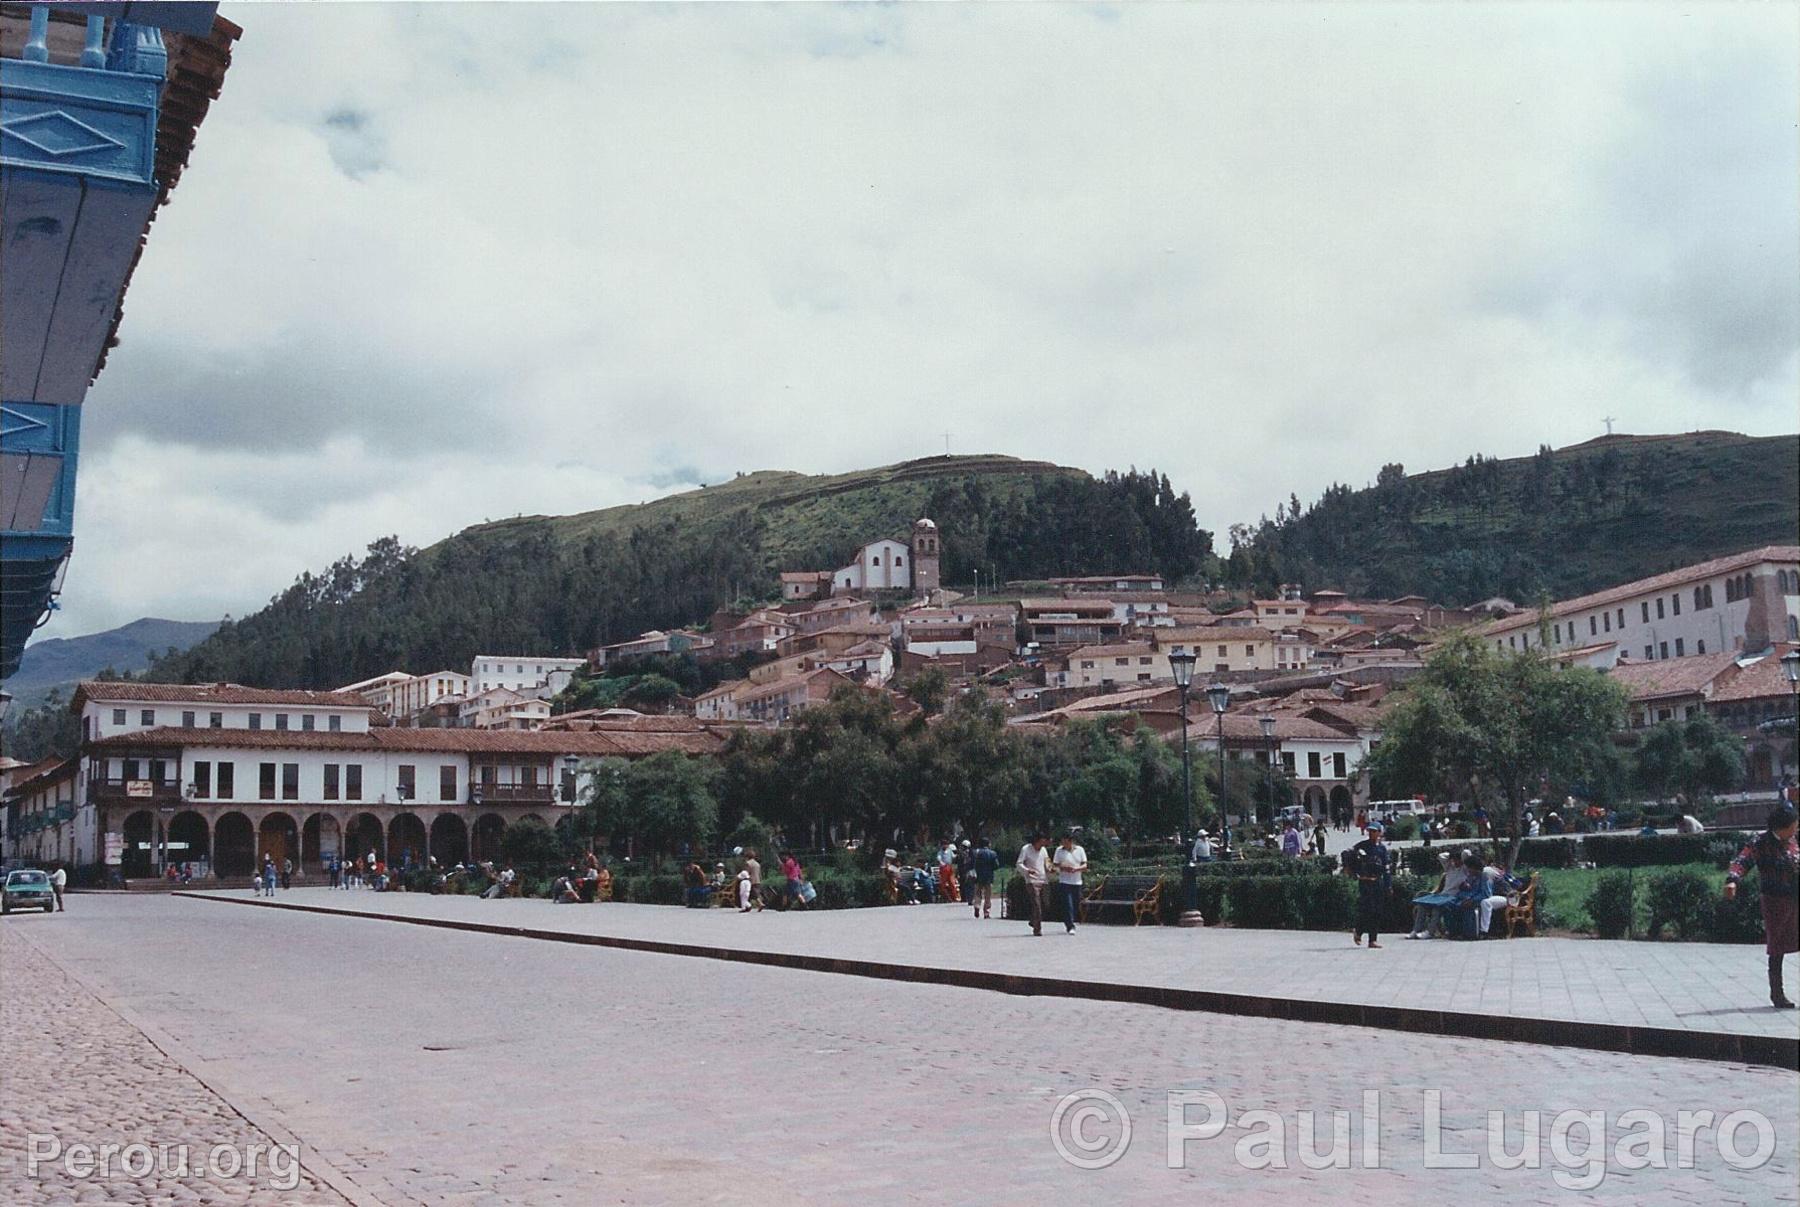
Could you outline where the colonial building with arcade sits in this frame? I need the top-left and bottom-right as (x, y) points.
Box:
(6, 681), (725, 882)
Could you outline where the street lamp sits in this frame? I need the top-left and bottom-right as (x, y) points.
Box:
(1207, 682), (1232, 859)
(1259, 715), (1277, 828)
(1169, 651), (1201, 925)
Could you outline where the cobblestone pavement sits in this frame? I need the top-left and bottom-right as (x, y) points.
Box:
(11, 895), (1797, 1205)
(223, 886), (1800, 1042)
(0, 919), (345, 1205)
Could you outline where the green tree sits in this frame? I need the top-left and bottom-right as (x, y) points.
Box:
(500, 817), (566, 871)
(902, 665), (950, 717)
(1362, 632), (1627, 864)
(1633, 713), (1745, 805)
(624, 751), (719, 861)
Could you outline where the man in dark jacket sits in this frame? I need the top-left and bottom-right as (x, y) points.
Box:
(1350, 821), (1391, 949)
(970, 839), (1000, 919)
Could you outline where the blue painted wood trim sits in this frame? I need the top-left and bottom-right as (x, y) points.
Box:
(1, 399), (81, 538)
(1, 56), (159, 186)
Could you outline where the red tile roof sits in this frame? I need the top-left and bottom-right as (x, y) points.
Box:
(1603, 651), (1741, 701)
(87, 726), (726, 758)
(73, 681), (373, 710)
(1708, 645), (1800, 704)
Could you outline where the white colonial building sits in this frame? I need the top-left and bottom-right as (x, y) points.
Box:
(470, 655), (585, 697)
(13, 682), (728, 882)
(1483, 545), (1800, 667)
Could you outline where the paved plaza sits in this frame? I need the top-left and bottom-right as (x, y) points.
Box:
(199, 885), (1800, 1046)
(2, 893), (1796, 1206)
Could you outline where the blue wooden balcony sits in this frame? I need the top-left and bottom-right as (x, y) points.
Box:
(2, 4), (216, 678)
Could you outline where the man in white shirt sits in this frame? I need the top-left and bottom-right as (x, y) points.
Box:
(1015, 834), (1050, 936)
(1053, 834), (1088, 934)
(50, 865), (67, 912)
(1191, 831), (1213, 863)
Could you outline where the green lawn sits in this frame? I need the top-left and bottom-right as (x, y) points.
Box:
(1534, 865), (1728, 935)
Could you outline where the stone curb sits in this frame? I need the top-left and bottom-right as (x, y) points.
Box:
(175, 892), (1800, 1073)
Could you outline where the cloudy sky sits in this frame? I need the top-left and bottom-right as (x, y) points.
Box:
(46, 1), (1799, 639)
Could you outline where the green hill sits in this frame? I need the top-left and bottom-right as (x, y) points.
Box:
(1229, 431), (1799, 604)
(149, 456), (1209, 689)
(7, 617), (219, 707)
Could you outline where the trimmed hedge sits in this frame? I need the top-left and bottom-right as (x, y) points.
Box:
(1583, 832), (1751, 869)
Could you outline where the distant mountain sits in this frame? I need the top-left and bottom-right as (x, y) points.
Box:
(148, 455), (1211, 689)
(1229, 431), (1799, 604)
(5, 617), (220, 706)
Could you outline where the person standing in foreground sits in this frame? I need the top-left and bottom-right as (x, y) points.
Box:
(1350, 821), (1390, 949)
(49, 864), (66, 911)
(1053, 833), (1088, 934)
(742, 848), (764, 911)
(1016, 834), (1049, 936)
(971, 838), (999, 918)
(1724, 803), (1799, 1009)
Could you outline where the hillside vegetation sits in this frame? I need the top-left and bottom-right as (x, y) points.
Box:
(148, 457), (1210, 689)
(1227, 431), (1798, 604)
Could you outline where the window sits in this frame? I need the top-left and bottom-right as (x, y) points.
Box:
(141, 709), (155, 726)
(123, 759), (140, 782)
(209, 711), (223, 728)
(281, 763), (299, 801)
(259, 763), (277, 800)
(1660, 642), (1669, 659)
(346, 765), (362, 801)
(1694, 587), (1704, 610)
(150, 758), (167, 784)
(1307, 752), (1322, 778)
(112, 708), (126, 726)
(192, 762), (211, 798)
(1333, 752), (1347, 778)
(1603, 612), (1610, 633)
(1245, 646), (1255, 657)
(302, 714), (315, 732)
(1616, 608), (1624, 628)
(398, 765), (416, 801)
(1589, 616), (1597, 636)
(328, 715), (342, 733)
(1280, 752), (1296, 774)
(440, 765), (458, 802)
(323, 764), (340, 801)
(1217, 645), (1227, 657)
(1656, 598), (1665, 619)
(1115, 657), (1128, 666)
(1080, 660), (1094, 669)
(1697, 640), (1706, 654)
(1137, 673), (1151, 681)
(182, 711), (196, 728)
(1672, 594), (1680, 616)
(1789, 615), (1799, 641)
(1644, 646), (1653, 660)
(249, 713), (262, 730)
(1674, 638), (1684, 656)
(1641, 602), (1650, 624)
(275, 713), (289, 731)
(216, 762), (234, 798)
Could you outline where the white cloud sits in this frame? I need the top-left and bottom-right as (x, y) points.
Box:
(37, 1), (1799, 638)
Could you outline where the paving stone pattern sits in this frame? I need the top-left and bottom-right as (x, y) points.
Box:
(11, 895), (1798, 1206)
(0, 922), (344, 1205)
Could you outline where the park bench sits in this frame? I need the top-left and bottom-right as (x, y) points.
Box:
(1503, 873), (1539, 938)
(1079, 874), (1166, 926)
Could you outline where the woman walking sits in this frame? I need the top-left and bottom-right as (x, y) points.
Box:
(1724, 803), (1799, 1009)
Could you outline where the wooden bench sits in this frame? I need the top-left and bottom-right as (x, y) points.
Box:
(1504, 873), (1539, 938)
(1079, 874), (1166, 926)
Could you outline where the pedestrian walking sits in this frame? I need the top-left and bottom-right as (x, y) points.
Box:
(1053, 833), (1088, 934)
(780, 851), (805, 909)
(262, 856), (278, 895)
(742, 848), (764, 911)
(1350, 821), (1390, 948)
(1015, 834), (1049, 936)
(281, 857), (293, 890)
(1310, 823), (1327, 857)
(1281, 822), (1302, 858)
(971, 838), (999, 918)
(1724, 803), (1799, 1009)
(49, 864), (66, 911)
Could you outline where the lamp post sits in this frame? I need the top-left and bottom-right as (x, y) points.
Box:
(1169, 651), (1201, 925)
(1784, 651), (1800, 792)
(1207, 682), (1232, 859)
(1259, 715), (1277, 828)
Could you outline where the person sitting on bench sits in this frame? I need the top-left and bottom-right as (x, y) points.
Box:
(683, 861), (713, 907)
(553, 874), (581, 903)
